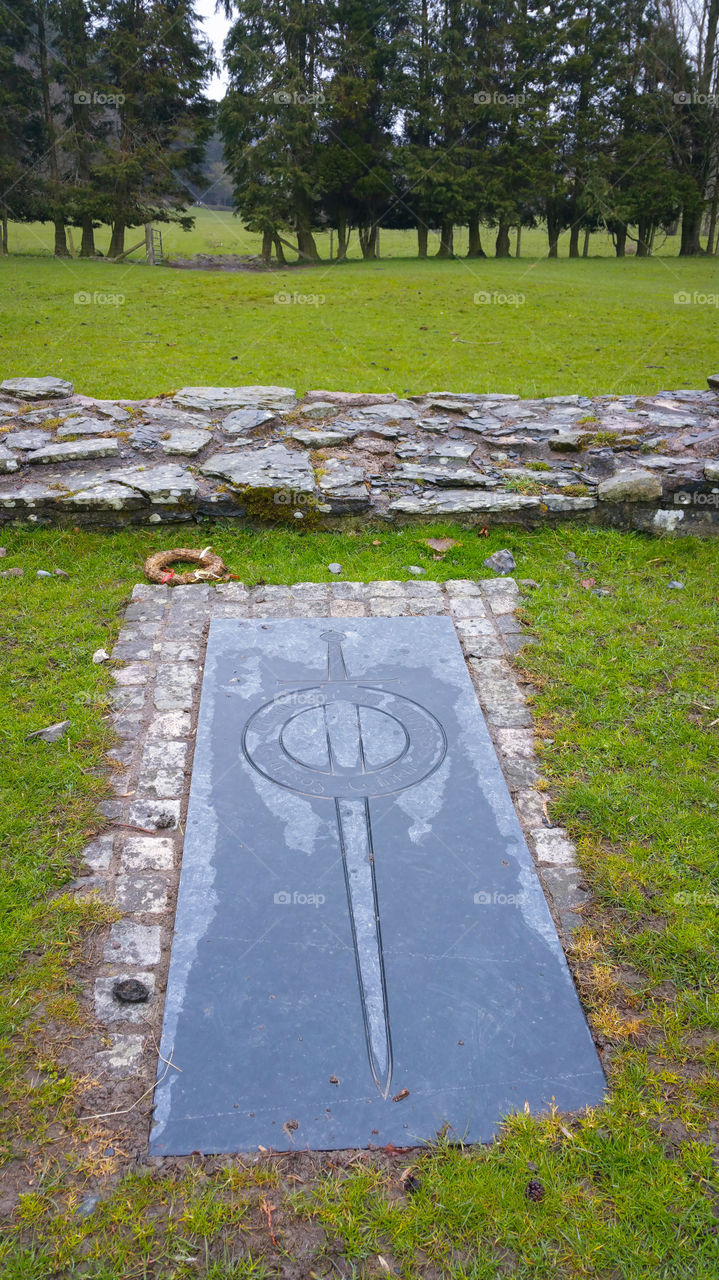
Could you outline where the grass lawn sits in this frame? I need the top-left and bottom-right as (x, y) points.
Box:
(0, 521), (718, 1277)
(1, 226), (718, 401)
(2, 208), (681, 262)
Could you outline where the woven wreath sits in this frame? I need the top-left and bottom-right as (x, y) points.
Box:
(144, 546), (230, 586)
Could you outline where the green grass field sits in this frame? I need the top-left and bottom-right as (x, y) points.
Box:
(1, 234), (718, 400)
(3, 207), (674, 262)
(0, 523), (718, 1277)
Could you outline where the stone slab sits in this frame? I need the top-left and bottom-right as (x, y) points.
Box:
(151, 617), (604, 1155)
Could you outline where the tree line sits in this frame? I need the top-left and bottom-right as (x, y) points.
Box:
(2, 1), (718, 260)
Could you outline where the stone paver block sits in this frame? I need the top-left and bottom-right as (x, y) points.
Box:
(104, 921), (162, 965)
(83, 835), (114, 871)
(113, 662), (154, 686)
(449, 598), (490, 619)
(146, 711), (193, 741)
(443, 579), (482, 595)
(128, 799), (180, 831)
(95, 1033), (145, 1073)
(368, 598), (408, 616)
(94, 972), (156, 1024)
(114, 874), (169, 914)
(540, 866), (591, 913)
(532, 829), (577, 866)
(481, 578), (521, 614)
(121, 836), (175, 871)
(494, 726), (536, 758)
(514, 789), (548, 827)
(329, 599), (367, 616)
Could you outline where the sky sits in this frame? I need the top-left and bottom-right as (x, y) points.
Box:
(195, 0), (232, 100)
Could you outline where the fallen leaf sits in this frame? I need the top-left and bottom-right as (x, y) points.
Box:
(424, 537), (456, 553)
(392, 1088), (410, 1102)
(580, 578), (596, 590)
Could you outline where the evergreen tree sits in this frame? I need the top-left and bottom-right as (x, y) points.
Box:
(220, 0), (329, 262)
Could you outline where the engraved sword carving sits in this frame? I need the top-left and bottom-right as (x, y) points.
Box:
(242, 630), (447, 1097)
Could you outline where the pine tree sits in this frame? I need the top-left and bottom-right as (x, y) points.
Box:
(220, 0), (329, 262)
(0, 1), (45, 252)
(95, 0), (215, 257)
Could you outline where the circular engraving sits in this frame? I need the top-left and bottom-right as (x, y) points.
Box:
(243, 682), (447, 798)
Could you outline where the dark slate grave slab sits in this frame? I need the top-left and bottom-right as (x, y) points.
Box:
(151, 617), (605, 1154)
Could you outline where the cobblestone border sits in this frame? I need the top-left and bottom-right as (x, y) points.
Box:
(76, 578), (590, 1144)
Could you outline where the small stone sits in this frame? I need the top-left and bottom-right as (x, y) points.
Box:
(161, 427), (213, 455)
(54, 568), (70, 578)
(112, 978), (150, 1004)
(518, 579), (539, 590)
(706, 373), (719, 391)
(27, 437), (119, 465)
(2, 428), (53, 451)
(0, 566), (23, 577)
(667, 580), (684, 589)
(597, 468), (662, 502)
(484, 549), (516, 575)
(93, 648), (110, 663)
(407, 565), (426, 575)
(1, 375), (73, 399)
(76, 1196), (100, 1217)
(549, 432), (583, 452)
(36, 569), (52, 578)
(704, 460), (719, 481)
(328, 563), (343, 574)
(26, 719), (70, 742)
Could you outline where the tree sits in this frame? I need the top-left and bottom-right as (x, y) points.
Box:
(220, 0), (329, 262)
(95, 0), (215, 257)
(0, 1), (45, 252)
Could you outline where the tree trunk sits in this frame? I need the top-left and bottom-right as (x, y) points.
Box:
(80, 216), (95, 257)
(582, 227), (590, 257)
(636, 217), (652, 256)
(546, 208), (560, 258)
(1, 212), (7, 255)
(495, 220), (510, 258)
(109, 220), (125, 258)
(296, 225), (320, 261)
(273, 235), (286, 265)
(614, 225), (627, 257)
(467, 215), (486, 258)
(337, 218), (348, 261)
(706, 184), (719, 255)
(568, 220), (581, 258)
(435, 220), (454, 257)
(680, 207), (703, 255)
(359, 224), (377, 259)
(417, 224), (428, 258)
(54, 219), (69, 257)
(515, 226), (522, 258)
(261, 228), (272, 266)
